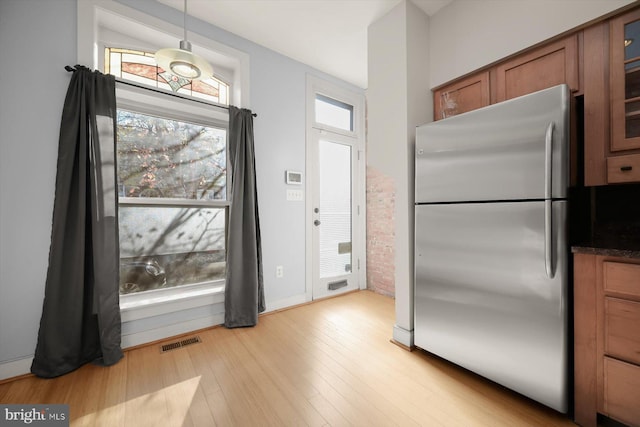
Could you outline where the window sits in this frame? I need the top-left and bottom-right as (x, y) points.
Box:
(79, 0), (250, 333)
(105, 48), (229, 105)
(315, 94), (354, 132)
(116, 110), (229, 295)
(101, 43), (233, 298)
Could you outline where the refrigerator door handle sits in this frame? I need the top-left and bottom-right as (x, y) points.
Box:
(544, 122), (555, 279)
(545, 200), (555, 278)
(544, 121), (554, 200)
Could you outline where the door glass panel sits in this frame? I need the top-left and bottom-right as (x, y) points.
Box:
(625, 64), (640, 99)
(624, 20), (640, 138)
(319, 139), (352, 278)
(625, 20), (640, 61)
(315, 94), (353, 131)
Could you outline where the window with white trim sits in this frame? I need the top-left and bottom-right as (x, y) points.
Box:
(102, 47), (231, 299)
(314, 93), (354, 132)
(116, 109), (228, 295)
(78, 0), (249, 317)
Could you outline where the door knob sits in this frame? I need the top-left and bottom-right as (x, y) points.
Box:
(314, 220), (321, 226)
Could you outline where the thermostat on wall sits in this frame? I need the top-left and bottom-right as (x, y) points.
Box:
(285, 170), (303, 185)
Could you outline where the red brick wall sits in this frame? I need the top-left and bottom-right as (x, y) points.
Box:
(366, 166), (395, 297)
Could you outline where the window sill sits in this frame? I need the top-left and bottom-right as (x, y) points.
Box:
(120, 281), (225, 322)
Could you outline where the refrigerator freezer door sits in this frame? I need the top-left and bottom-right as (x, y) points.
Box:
(415, 84), (569, 203)
(414, 201), (568, 412)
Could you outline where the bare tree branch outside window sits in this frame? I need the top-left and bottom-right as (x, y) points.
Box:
(116, 110), (227, 294)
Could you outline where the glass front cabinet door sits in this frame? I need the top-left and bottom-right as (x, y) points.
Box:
(611, 9), (640, 151)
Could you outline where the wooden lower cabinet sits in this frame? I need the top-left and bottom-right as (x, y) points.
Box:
(605, 297), (640, 365)
(574, 253), (598, 426)
(574, 253), (640, 427)
(604, 357), (640, 424)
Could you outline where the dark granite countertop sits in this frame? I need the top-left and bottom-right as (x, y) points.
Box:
(571, 222), (640, 258)
(571, 245), (640, 258)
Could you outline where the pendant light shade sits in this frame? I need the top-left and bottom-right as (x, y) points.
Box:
(155, 0), (213, 80)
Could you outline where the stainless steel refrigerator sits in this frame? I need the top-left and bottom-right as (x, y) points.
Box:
(414, 84), (570, 413)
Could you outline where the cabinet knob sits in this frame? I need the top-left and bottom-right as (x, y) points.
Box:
(621, 166), (633, 172)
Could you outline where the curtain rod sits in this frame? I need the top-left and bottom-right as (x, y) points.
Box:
(64, 65), (257, 117)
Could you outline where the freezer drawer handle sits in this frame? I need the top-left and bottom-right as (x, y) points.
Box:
(544, 122), (555, 279)
(621, 166), (633, 172)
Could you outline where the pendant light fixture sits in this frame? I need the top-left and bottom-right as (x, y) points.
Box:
(155, 0), (213, 80)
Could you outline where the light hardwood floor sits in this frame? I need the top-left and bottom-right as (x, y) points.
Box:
(0, 290), (575, 426)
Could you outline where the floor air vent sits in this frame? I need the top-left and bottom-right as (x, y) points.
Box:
(160, 336), (202, 353)
(328, 280), (348, 291)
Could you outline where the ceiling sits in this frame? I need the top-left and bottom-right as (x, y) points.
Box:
(157, 0), (453, 88)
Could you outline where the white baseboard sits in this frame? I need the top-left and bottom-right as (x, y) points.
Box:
(0, 293), (309, 381)
(0, 356), (33, 381)
(264, 293), (308, 313)
(392, 324), (414, 348)
(121, 293), (308, 348)
(121, 313), (226, 349)
(0, 315), (227, 380)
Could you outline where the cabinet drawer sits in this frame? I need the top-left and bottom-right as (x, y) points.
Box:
(607, 154), (640, 184)
(604, 357), (640, 426)
(604, 261), (640, 298)
(605, 297), (640, 365)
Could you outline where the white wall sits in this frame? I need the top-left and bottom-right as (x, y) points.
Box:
(367, 0), (430, 347)
(430, 0), (634, 88)
(0, 0), (77, 378)
(402, 0), (431, 344)
(0, 0), (363, 379)
(368, 4), (408, 172)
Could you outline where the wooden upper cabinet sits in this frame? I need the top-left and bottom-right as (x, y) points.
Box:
(583, 22), (609, 187)
(584, 9), (640, 186)
(495, 35), (579, 102)
(611, 8), (640, 152)
(432, 35), (579, 121)
(433, 72), (490, 121)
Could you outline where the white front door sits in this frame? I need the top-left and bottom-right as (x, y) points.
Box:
(311, 130), (360, 299)
(306, 76), (365, 301)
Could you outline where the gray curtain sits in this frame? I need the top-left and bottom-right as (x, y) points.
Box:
(224, 106), (265, 327)
(31, 66), (123, 378)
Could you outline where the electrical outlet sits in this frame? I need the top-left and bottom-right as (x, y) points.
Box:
(276, 265), (284, 278)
